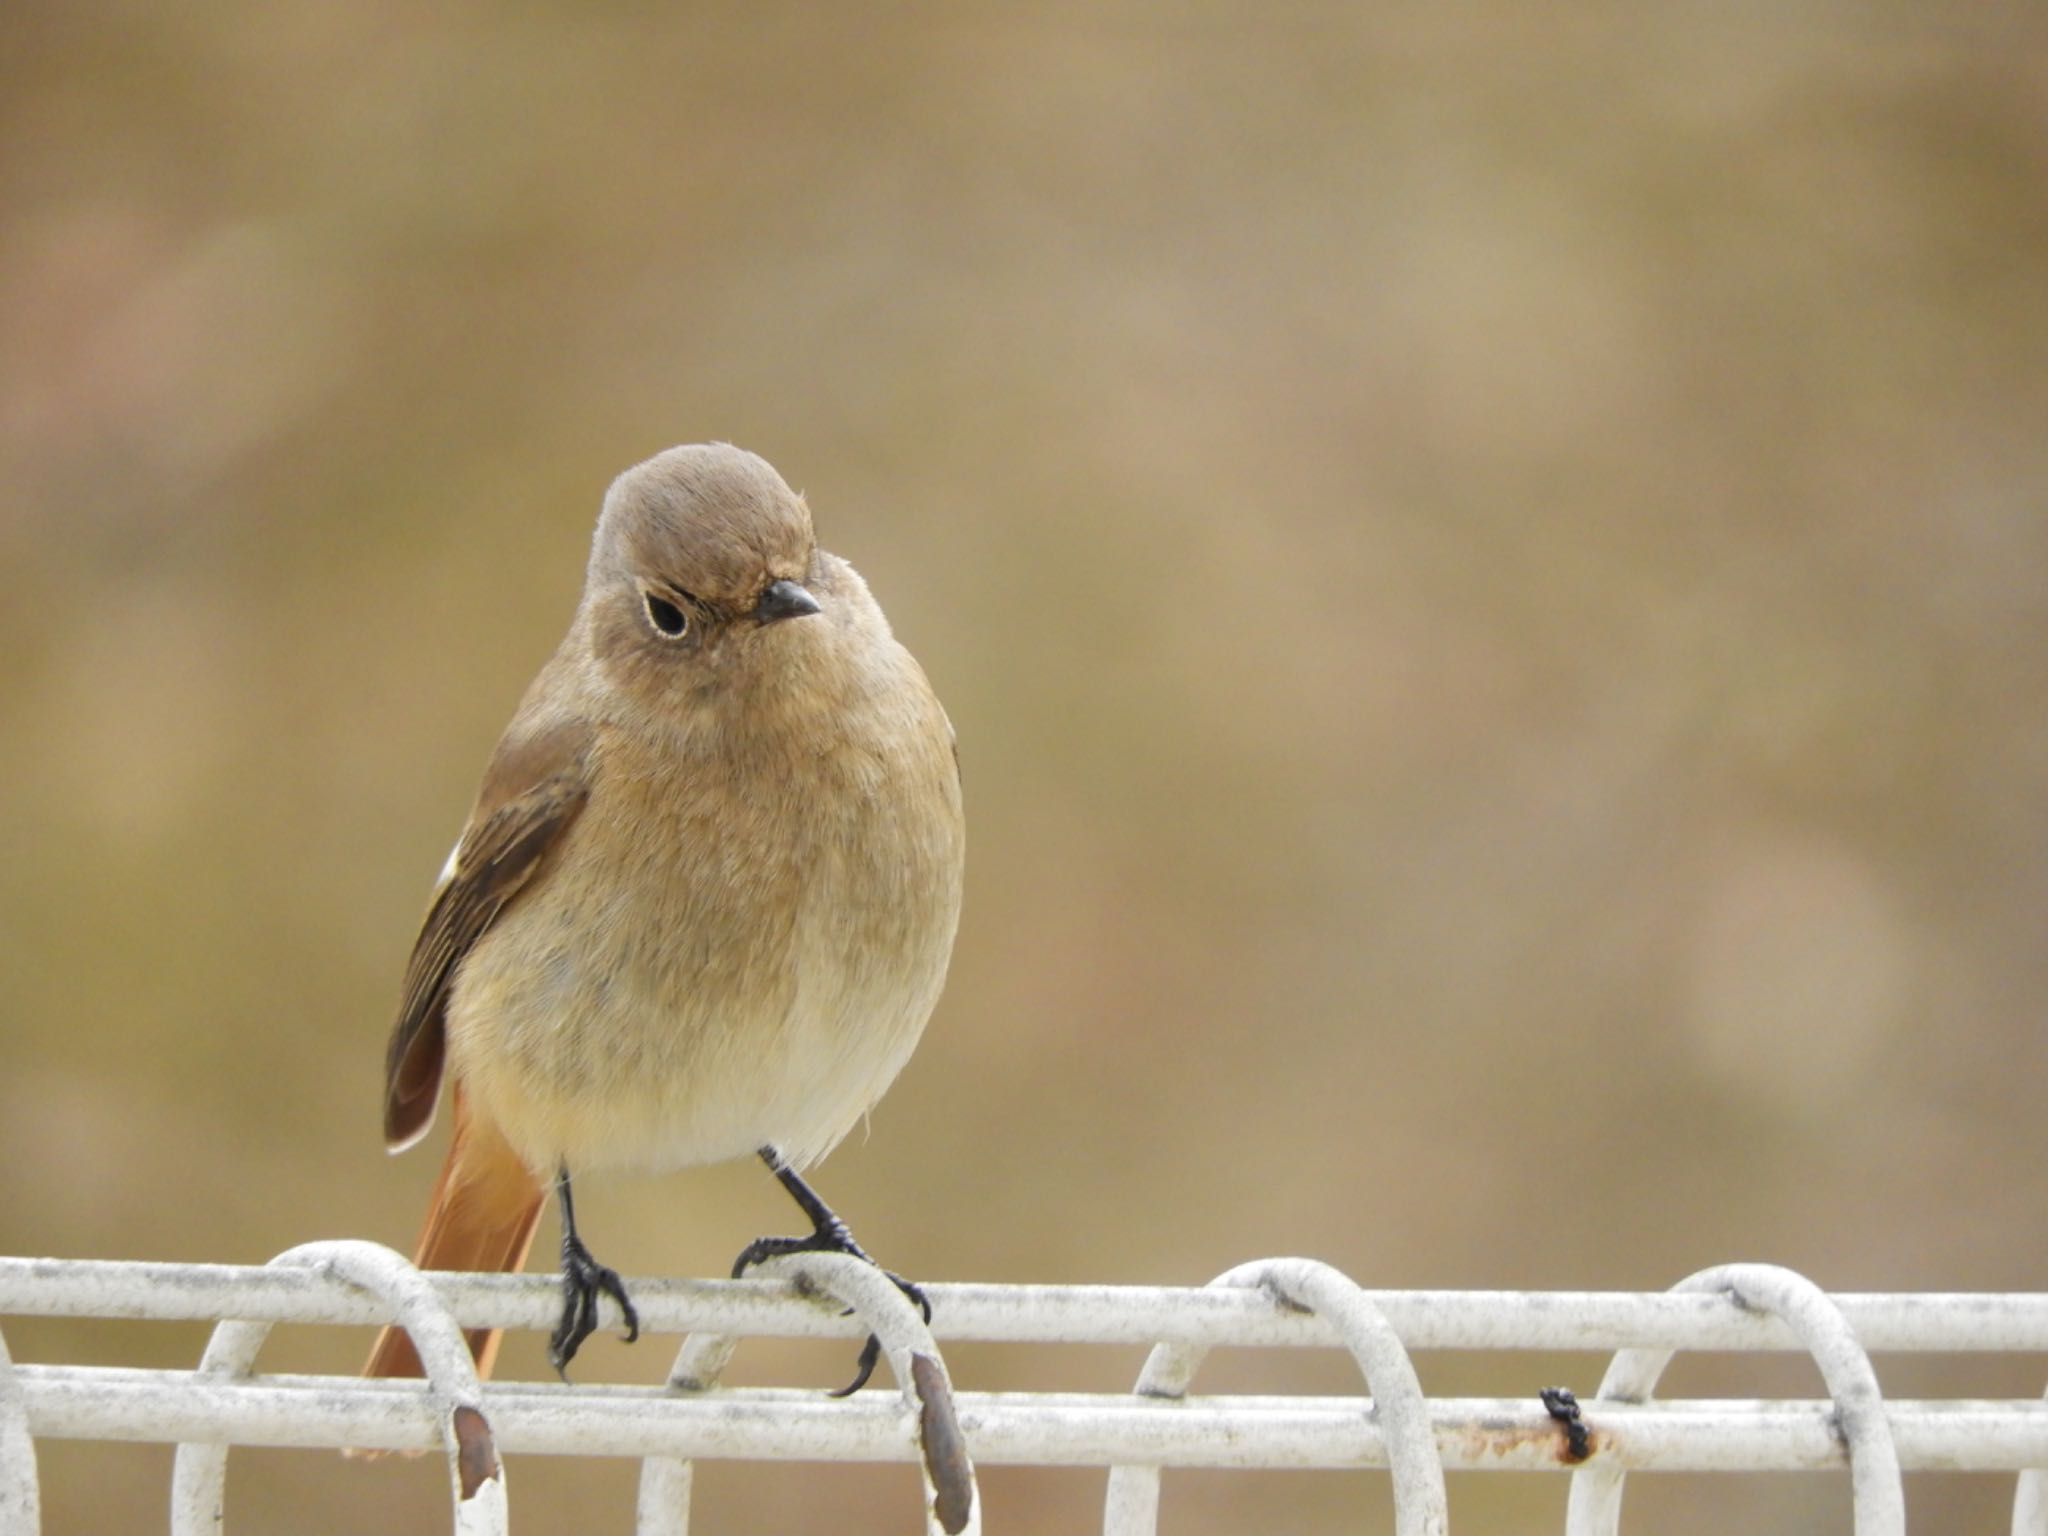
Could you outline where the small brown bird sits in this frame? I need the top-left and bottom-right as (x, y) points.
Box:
(364, 443), (965, 1388)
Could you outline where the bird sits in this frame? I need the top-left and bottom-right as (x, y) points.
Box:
(362, 443), (965, 1390)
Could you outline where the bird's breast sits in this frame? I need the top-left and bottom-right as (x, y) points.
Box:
(446, 691), (964, 1176)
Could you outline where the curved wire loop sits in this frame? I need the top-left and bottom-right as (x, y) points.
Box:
(634, 1327), (743, 1535)
(635, 1252), (979, 1536)
(1564, 1262), (1903, 1536)
(1103, 1257), (1448, 1536)
(169, 1240), (506, 1536)
(0, 1321), (40, 1536)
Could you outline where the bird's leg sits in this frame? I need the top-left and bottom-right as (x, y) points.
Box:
(547, 1162), (639, 1378)
(731, 1145), (930, 1396)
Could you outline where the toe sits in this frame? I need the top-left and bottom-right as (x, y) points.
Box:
(829, 1334), (884, 1398)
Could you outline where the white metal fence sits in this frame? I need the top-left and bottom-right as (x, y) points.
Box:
(4, 1242), (2047, 1533)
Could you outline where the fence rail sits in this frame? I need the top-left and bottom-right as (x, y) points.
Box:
(2, 1245), (2045, 1534)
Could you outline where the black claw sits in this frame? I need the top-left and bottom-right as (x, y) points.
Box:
(831, 1333), (884, 1398)
(548, 1164), (639, 1379)
(552, 1245), (638, 1376)
(824, 1272), (930, 1395)
(732, 1246), (928, 1393)
(730, 1230), (836, 1279)
(549, 1240), (639, 1377)
(899, 1274), (934, 1325)
(736, 1147), (932, 1395)
(848, 1269), (930, 1325)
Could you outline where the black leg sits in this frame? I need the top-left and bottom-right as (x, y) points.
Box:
(548, 1163), (639, 1379)
(731, 1145), (930, 1396)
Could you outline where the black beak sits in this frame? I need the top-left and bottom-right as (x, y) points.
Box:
(755, 578), (822, 624)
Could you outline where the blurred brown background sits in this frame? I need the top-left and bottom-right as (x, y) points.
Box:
(4, 3), (2046, 1532)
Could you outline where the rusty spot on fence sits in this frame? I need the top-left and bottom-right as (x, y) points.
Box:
(1440, 1405), (1605, 1468)
(911, 1352), (974, 1534)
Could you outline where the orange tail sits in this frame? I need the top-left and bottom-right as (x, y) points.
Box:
(364, 1088), (546, 1381)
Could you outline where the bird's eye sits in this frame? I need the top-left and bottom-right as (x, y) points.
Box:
(643, 591), (689, 638)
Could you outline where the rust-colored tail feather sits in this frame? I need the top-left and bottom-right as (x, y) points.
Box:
(364, 1089), (545, 1381)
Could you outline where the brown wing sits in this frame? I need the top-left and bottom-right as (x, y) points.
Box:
(382, 719), (593, 1151)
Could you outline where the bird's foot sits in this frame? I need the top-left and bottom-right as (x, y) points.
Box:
(549, 1234), (639, 1379)
(731, 1219), (930, 1396)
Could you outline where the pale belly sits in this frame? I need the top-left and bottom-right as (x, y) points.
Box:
(445, 738), (964, 1175)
